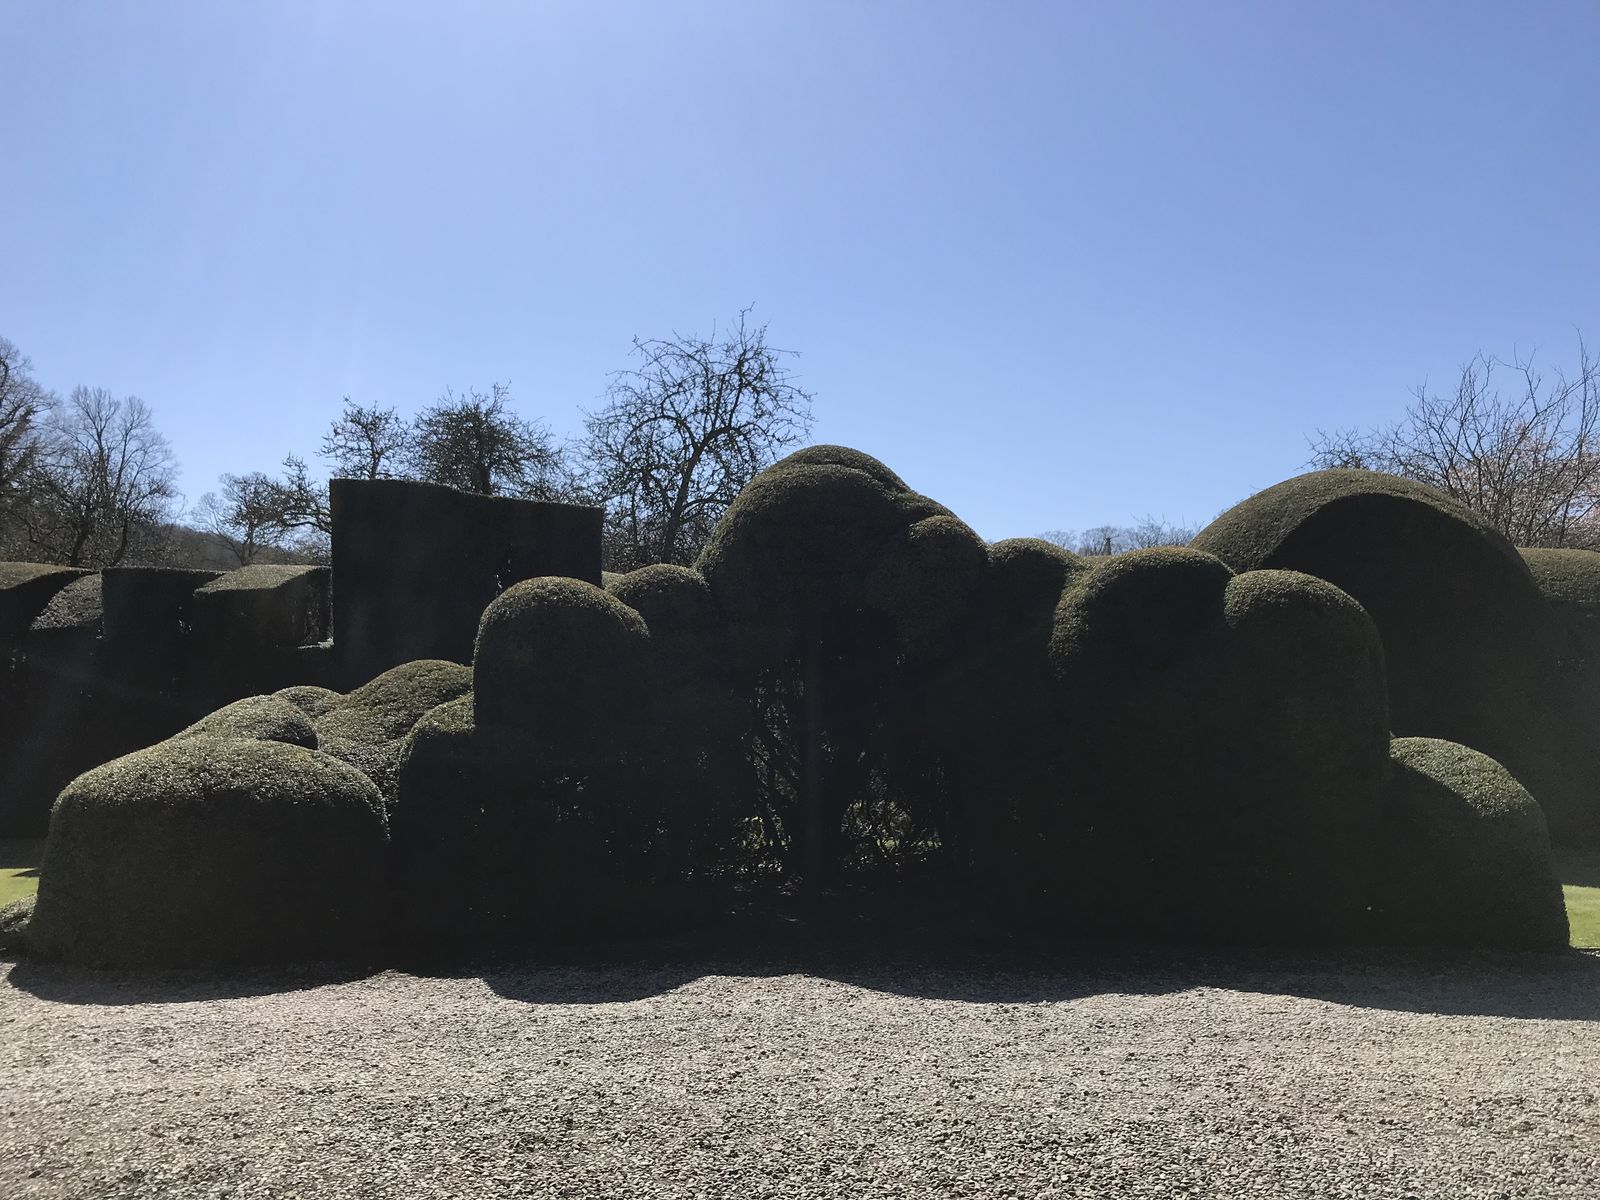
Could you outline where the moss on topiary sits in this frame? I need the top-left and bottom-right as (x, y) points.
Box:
(1374, 737), (1568, 949)
(765, 443), (912, 491)
(27, 737), (389, 966)
(314, 659), (473, 799)
(273, 684), (343, 720)
(1193, 469), (1599, 846)
(473, 577), (653, 749)
(28, 573), (103, 636)
(172, 695), (319, 749)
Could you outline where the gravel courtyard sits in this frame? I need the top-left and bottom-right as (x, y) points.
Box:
(3, 949), (1598, 1199)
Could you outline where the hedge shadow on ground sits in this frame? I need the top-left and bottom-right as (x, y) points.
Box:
(12, 940), (1595, 1021)
(1, 955), (380, 1007)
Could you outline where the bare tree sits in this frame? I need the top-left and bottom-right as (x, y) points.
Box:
(322, 399), (411, 481)
(196, 472), (290, 566)
(409, 383), (565, 498)
(580, 309), (815, 571)
(20, 386), (180, 567)
(1310, 339), (1600, 548)
(0, 337), (52, 551)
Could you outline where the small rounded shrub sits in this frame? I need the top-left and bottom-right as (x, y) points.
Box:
(172, 695), (319, 749)
(1192, 468), (1598, 845)
(27, 737), (389, 966)
(315, 659), (473, 799)
(1374, 737), (1568, 949)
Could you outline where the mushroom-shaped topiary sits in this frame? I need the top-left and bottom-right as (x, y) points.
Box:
(1374, 737), (1568, 949)
(1192, 468), (1599, 845)
(314, 659), (473, 799)
(27, 737), (389, 966)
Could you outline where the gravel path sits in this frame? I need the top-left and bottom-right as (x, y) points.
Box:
(3, 949), (1599, 1199)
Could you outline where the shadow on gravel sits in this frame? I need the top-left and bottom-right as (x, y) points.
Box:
(2, 955), (381, 1007)
(9, 916), (1600, 1020)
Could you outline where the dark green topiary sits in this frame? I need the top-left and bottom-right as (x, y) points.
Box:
(606, 564), (748, 877)
(933, 538), (1095, 870)
(391, 696), (710, 950)
(0, 563), (89, 643)
(273, 684), (343, 720)
(1374, 737), (1568, 949)
(694, 451), (980, 880)
(979, 548), (1393, 941)
(27, 737), (388, 966)
(765, 443), (911, 490)
(172, 695), (319, 749)
(0, 895), (32, 954)
(28, 573), (103, 637)
(315, 659), (473, 799)
(473, 577), (653, 749)
(695, 457), (948, 642)
(1193, 469), (1599, 845)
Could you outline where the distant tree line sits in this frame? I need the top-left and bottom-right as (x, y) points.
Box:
(1038, 519), (1197, 557)
(0, 310), (816, 572)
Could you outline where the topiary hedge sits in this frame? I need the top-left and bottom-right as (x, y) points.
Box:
(314, 659), (473, 800)
(981, 547), (1394, 941)
(26, 736), (389, 966)
(1373, 737), (1568, 949)
(1192, 468), (1600, 846)
(390, 695), (710, 952)
(172, 694), (319, 749)
(473, 577), (654, 754)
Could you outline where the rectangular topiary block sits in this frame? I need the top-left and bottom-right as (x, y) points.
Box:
(193, 564), (330, 654)
(0, 563), (90, 643)
(329, 478), (602, 685)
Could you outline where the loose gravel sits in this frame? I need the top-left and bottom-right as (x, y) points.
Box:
(3, 948), (1598, 1199)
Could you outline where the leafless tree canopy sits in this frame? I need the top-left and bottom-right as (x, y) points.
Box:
(0, 338), (52, 551)
(196, 472), (290, 566)
(408, 384), (566, 499)
(20, 386), (180, 568)
(1309, 341), (1600, 548)
(582, 309), (815, 571)
(322, 399), (410, 481)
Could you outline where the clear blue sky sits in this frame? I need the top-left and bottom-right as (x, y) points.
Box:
(3, 1), (1597, 540)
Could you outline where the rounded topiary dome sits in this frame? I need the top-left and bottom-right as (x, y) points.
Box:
(27, 737), (389, 966)
(172, 694), (319, 749)
(314, 659), (474, 799)
(473, 576), (652, 744)
(695, 448), (960, 646)
(1375, 737), (1568, 949)
(1192, 468), (1598, 846)
(1014, 549), (1394, 939)
(606, 564), (723, 663)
